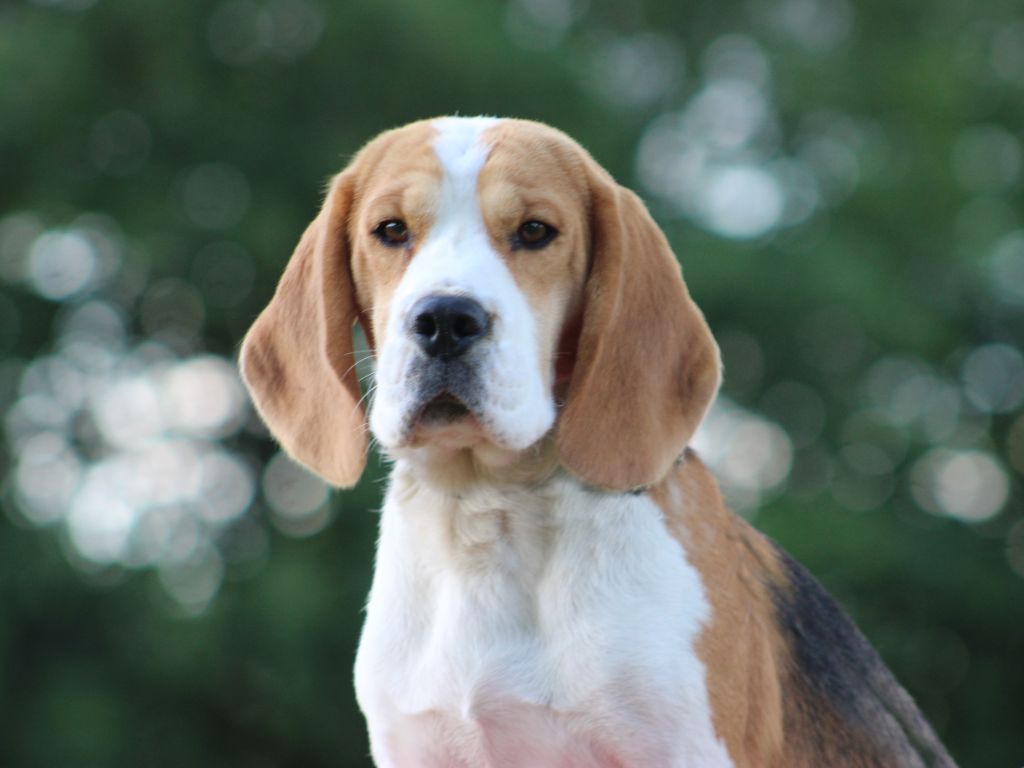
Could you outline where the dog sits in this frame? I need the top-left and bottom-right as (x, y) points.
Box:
(239, 117), (956, 767)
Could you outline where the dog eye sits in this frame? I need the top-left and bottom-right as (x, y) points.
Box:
(374, 219), (410, 246)
(515, 220), (557, 250)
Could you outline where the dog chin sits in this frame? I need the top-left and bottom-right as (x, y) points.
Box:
(411, 416), (485, 450)
(405, 395), (484, 450)
(392, 401), (527, 469)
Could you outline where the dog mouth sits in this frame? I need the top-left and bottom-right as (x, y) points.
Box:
(408, 392), (486, 450)
(416, 393), (473, 425)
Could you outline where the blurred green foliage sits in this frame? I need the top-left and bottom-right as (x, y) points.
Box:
(1, 0), (1023, 766)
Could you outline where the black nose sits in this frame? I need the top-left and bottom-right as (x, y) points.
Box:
(410, 295), (491, 360)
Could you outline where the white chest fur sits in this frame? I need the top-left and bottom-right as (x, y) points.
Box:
(354, 465), (734, 768)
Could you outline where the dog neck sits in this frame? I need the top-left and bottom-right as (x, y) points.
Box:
(389, 431), (564, 494)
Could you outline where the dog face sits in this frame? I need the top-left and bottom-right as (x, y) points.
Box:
(240, 117), (721, 491)
(352, 118), (588, 462)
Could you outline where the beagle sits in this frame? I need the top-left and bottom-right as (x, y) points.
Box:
(240, 117), (957, 767)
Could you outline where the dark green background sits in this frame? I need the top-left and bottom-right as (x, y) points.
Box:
(2, 0), (1023, 766)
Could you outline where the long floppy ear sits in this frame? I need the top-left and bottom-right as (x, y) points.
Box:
(557, 166), (721, 491)
(239, 171), (367, 487)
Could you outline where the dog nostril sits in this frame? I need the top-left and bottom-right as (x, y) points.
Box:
(415, 313), (438, 339)
(452, 314), (481, 340)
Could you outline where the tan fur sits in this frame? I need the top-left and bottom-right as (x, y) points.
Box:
(652, 455), (788, 767)
(348, 120), (447, 341)
(556, 157), (721, 490)
(239, 172), (367, 486)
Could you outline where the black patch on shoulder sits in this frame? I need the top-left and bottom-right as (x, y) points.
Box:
(771, 547), (878, 706)
(770, 544), (957, 767)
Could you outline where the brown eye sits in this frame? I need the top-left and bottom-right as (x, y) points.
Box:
(515, 220), (557, 250)
(374, 219), (410, 246)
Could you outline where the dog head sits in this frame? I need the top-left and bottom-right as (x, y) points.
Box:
(240, 117), (720, 491)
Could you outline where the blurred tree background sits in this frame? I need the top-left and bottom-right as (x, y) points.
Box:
(1, 0), (1023, 765)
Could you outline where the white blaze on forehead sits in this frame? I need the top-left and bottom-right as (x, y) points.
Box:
(432, 116), (501, 197)
(389, 116), (505, 306)
(368, 117), (557, 453)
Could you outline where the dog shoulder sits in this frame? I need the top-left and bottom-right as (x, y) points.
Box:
(767, 544), (956, 767)
(653, 452), (957, 768)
